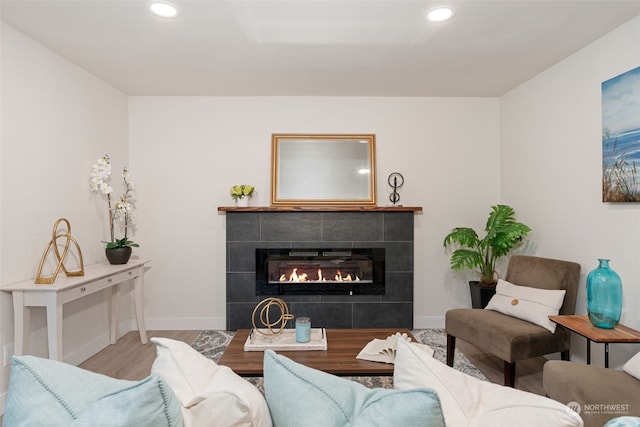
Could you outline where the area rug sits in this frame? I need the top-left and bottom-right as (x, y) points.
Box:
(191, 329), (487, 390)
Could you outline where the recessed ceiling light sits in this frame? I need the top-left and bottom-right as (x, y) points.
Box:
(426, 6), (455, 23)
(148, 1), (180, 19)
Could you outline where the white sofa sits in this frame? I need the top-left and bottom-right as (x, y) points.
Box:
(2, 337), (584, 427)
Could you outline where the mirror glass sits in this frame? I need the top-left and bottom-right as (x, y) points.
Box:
(271, 134), (377, 206)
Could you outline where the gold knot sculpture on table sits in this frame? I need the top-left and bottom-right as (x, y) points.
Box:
(251, 297), (295, 335)
(35, 218), (85, 284)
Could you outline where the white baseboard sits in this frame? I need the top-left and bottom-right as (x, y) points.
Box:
(144, 316), (226, 331)
(63, 319), (136, 366)
(5, 316), (224, 372)
(146, 317), (435, 331)
(414, 315), (445, 329)
(62, 317), (225, 366)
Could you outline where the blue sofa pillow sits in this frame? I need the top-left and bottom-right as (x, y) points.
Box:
(3, 355), (183, 427)
(605, 418), (640, 427)
(263, 349), (445, 427)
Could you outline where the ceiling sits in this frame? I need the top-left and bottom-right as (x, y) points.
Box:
(2, 0), (640, 97)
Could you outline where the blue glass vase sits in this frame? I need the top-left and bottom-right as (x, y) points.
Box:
(586, 259), (622, 329)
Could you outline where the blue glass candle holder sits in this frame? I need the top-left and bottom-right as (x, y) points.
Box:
(295, 317), (311, 343)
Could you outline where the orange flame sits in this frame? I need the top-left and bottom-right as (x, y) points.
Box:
(278, 267), (360, 282)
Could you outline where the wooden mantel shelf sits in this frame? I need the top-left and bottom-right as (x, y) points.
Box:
(218, 206), (422, 212)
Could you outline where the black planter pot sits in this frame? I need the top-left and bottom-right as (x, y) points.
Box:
(105, 247), (132, 265)
(468, 281), (496, 309)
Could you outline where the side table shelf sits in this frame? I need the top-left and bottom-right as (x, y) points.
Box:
(1, 259), (150, 361)
(549, 314), (640, 367)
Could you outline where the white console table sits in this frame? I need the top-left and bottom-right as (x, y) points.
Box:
(1, 259), (149, 360)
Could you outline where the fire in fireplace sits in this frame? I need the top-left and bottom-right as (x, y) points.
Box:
(255, 248), (385, 295)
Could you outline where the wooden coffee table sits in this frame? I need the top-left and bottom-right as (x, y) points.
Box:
(218, 328), (414, 377)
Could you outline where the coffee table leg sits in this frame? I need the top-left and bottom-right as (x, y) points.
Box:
(586, 338), (591, 364)
(604, 343), (609, 368)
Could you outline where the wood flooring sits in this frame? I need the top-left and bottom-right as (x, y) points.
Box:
(456, 339), (546, 395)
(77, 330), (545, 395)
(0, 330), (546, 424)
(78, 330), (201, 380)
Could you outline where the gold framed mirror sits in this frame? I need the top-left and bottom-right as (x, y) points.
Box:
(271, 134), (377, 206)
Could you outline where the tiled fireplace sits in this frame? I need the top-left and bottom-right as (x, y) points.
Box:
(221, 207), (419, 330)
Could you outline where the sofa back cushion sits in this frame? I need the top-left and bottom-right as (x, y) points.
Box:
(263, 349), (445, 427)
(150, 337), (272, 427)
(394, 339), (584, 427)
(4, 355), (183, 427)
(623, 351), (640, 381)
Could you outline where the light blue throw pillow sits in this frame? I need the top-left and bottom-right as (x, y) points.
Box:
(3, 355), (183, 427)
(263, 349), (445, 427)
(605, 417), (640, 427)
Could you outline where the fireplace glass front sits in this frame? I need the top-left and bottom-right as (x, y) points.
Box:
(256, 248), (385, 295)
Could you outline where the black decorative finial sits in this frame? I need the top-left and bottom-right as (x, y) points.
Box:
(387, 172), (404, 206)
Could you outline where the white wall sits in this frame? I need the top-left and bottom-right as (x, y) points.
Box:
(128, 96), (500, 330)
(0, 21), (500, 412)
(501, 15), (640, 367)
(0, 22), (130, 408)
(6, 4), (639, 409)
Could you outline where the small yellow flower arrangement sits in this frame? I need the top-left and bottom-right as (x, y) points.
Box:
(230, 184), (255, 201)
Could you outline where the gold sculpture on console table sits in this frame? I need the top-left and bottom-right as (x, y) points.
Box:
(35, 218), (85, 284)
(251, 297), (294, 335)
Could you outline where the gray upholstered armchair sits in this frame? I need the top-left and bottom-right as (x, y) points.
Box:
(445, 255), (581, 387)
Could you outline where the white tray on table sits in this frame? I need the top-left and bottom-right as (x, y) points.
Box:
(243, 328), (327, 351)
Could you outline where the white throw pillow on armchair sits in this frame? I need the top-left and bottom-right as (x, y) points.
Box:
(150, 337), (272, 427)
(393, 338), (583, 427)
(485, 279), (566, 333)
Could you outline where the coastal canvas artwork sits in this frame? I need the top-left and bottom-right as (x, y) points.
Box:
(602, 65), (640, 202)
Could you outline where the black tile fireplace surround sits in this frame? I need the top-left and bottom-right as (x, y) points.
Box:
(223, 209), (417, 330)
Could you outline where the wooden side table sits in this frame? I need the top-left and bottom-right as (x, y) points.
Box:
(549, 314), (640, 367)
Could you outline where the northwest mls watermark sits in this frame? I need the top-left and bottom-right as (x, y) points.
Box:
(567, 401), (631, 416)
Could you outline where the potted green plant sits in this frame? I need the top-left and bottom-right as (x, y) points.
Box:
(443, 204), (531, 308)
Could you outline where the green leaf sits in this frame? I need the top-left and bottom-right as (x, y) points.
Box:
(443, 204), (531, 283)
(449, 249), (483, 272)
(103, 237), (140, 249)
(443, 227), (479, 249)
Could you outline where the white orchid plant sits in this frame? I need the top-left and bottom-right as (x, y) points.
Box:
(90, 155), (140, 249)
(230, 184), (254, 200)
